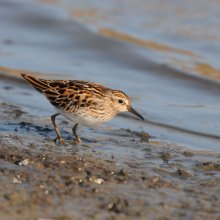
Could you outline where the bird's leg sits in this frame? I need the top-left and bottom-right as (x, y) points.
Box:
(51, 113), (64, 144)
(72, 123), (81, 143)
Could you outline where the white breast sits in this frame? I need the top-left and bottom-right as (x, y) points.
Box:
(53, 106), (113, 127)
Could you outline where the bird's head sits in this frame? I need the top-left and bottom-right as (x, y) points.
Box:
(110, 90), (144, 120)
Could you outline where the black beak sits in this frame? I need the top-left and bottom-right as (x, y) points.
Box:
(128, 106), (144, 120)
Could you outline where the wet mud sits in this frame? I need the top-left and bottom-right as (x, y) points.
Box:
(1, 102), (220, 220)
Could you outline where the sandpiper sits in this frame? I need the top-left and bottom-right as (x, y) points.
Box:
(22, 74), (144, 143)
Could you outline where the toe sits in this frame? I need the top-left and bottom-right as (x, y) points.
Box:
(77, 137), (82, 143)
(59, 138), (65, 144)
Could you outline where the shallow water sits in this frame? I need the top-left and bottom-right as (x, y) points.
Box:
(0, 0), (220, 153)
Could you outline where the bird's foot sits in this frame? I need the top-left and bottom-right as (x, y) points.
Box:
(76, 137), (82, 143)
(55, 136), (65, 144)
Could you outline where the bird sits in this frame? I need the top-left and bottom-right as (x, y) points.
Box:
(21, 74), (144, 144)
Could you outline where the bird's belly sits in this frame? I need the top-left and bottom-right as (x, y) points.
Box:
(54, 107), (111, 127)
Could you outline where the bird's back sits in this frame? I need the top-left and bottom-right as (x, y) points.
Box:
(22, 74), (109, 110)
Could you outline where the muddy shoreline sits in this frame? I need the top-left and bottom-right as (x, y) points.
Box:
(1, 0), (220, 148)
(1, 101), (220, 219)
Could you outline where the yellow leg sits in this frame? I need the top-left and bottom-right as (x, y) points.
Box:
(51, 113), (64, 144)
(72, 123), (81, 143)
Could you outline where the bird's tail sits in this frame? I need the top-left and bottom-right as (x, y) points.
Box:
(21, 74), (50, 94)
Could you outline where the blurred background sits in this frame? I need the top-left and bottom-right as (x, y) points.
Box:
(0, 0), (220, 150)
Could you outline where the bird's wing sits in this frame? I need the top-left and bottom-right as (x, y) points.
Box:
(21, 74), (108, 113)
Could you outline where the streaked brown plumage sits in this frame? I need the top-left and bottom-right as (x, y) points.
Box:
(21, 74), (144, 143)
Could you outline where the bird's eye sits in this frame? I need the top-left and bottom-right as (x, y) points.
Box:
(118, 99), (124, 104)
